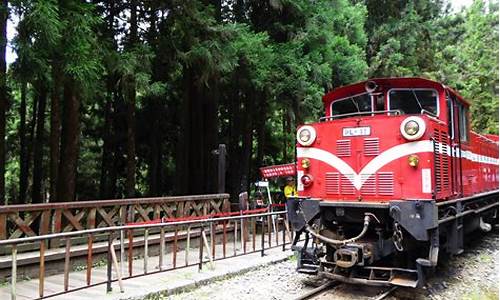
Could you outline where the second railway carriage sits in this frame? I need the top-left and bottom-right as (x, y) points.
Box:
(288, 77), (499, 288)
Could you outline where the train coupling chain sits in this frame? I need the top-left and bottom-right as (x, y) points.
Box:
(392, 222), (404, 252)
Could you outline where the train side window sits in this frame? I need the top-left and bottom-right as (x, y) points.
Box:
(446, 95), (454, 139)
(458, 104), (469, 142)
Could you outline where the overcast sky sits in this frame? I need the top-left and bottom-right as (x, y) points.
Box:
(451, 0), (474, 10)
(5, 0), (475, 65)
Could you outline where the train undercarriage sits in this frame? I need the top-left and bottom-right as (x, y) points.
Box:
(287, 190), (499, 288)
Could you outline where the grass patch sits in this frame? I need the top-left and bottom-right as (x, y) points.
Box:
(477, 253), (493, 263)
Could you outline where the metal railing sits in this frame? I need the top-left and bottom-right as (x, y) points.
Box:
(1, 209), (292, 300)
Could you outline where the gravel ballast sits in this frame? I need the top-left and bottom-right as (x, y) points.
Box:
(149, 230), (498, 300)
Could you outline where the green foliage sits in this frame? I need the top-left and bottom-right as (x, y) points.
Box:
(60, 1), (103, 89)
(366, 0), (498, 134)
(12, 0), (63, 81)
(2, 0), (498, 203)
(454, 0), (498, 134)
(429, 0), (499, 134)
(368, 2), (433, 77)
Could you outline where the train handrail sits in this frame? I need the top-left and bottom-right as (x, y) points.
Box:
(420, 109), (438, 118)
(319, 110), (402, 121)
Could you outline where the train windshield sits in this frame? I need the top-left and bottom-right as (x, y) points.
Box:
(331, 93), (372, 118)
(388, 89), (438, 116)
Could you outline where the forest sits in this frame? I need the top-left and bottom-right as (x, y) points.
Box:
(0, 0), (497, 205)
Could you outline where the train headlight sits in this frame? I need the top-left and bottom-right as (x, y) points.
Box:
(404, 121), (419, 135)
(301, 174), (313, 187)
(408, 155), (419, 167)
(297, 126), (317, 146)
(400, 117), (426, 140)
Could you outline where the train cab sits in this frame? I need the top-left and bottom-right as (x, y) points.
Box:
(295, 77), (498, 202)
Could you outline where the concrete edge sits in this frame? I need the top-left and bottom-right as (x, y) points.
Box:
(126, 254), (295, 300)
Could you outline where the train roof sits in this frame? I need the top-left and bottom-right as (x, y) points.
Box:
(323, 77), (471, 106)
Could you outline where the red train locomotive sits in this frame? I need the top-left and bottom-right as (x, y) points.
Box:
(288, 77), (499, 288)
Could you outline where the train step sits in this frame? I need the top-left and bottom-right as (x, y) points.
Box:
(297, 266), (319, 275)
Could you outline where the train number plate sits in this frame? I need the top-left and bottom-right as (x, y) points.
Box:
(342, 126), (371, 137)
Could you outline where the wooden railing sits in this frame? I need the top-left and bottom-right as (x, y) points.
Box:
(0, 194), (230, 252)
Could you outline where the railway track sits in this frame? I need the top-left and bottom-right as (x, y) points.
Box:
(373, 286), (398, 300)
(293, 281), (398, 300)
(293, 281), (338, 300)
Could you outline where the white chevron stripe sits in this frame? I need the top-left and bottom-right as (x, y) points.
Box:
(297, 140), (498, 190)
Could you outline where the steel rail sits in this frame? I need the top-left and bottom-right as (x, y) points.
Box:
(373, 286), (398, 300)
(0, 210), (287, 246)
(293, 281), (338, 300)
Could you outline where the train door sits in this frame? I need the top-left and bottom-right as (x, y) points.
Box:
(447, 93), (462, 197)
(457, 99), (472, 196)
(446, 92), (465, 255)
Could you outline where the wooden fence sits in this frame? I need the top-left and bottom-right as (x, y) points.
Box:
(0, 194), (230, 252)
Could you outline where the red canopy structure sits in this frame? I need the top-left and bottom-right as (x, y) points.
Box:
(259, 163), (296, 179)
(484, 134), (499, 143)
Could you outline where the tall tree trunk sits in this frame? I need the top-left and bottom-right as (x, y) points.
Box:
(176, 68), (213, 195)
(282, 109), (289, 163)
(227, 74), (243, 199)
(148, 98), (160, 196)
(0, 0), (7, 204)
(99, 0), (117, 199)
(57, 80), (80, 202)
(49, 63), (61, 202)
(108, 130), (119, 198)
(204, 82), (219, 193)
(18, 82), (28, 204)
(240, 93), (253, 194)
(147, 2), (161, 197)
(255, 92), (266, 171)
(26, 89), (38, 202)
(175, 69), (192, 195)
(189, 83), (203, 194)
(99, 94), (113, 198)
(32, 84), (47, 203)
(125, 79), (136, 198)
(292, 97), (302, 128)
(124, 0), (138, 198)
